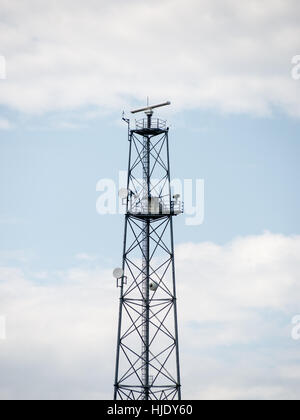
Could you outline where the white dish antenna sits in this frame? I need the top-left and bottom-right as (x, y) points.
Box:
(113, 268), (124, 279)
(149, 281), (159, 292)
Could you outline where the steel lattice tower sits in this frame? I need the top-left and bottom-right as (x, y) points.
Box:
(113, 102), (183, 401)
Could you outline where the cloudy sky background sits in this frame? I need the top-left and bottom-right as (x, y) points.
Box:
(0, 0), (300, 399)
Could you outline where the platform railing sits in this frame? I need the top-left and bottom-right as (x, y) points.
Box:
(129, 200), (184, 216)
(135, 118), (167, 130)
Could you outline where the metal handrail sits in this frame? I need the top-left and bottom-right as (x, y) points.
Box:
(129, 200), (184, 215)
(135, 118), (167, 130)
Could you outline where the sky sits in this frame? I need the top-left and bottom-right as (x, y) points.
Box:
(0, 0), (300, 400)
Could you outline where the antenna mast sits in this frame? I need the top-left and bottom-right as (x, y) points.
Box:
(113, 101), (183, 400)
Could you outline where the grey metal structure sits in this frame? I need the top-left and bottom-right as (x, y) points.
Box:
(113, 102), (183, 400)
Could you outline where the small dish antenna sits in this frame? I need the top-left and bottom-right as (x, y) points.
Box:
(149, 281), (159, 292)
(113, 268), (124, 279)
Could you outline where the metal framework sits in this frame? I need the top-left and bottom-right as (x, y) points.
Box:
(114, 105), (182, 400)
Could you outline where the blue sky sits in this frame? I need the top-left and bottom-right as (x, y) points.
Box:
(1, 108), (299, 271)
(0, 0), (300, 400)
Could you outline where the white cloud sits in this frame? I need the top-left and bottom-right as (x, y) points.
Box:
(32, 271), (48, 280)
(0, 249), (32, 264)
(75, 253), (98, 262)
(0, 232), (300, 399)
(177, 232), (300, 324)
(0, 0), (299, 117)
(0, 265), (116, 399)
(177, 232), (300, 399)
(0, 118), (13, 130)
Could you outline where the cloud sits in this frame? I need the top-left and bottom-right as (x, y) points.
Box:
(0, 249), (33, 264)
(75, 253), (98, 262)
(32, 271), (48, 280)
(177, 232), (300, 324)
(175, 232), (300, 399)
(0, 232), (300, 399)
(0, 265), (116, 399)
(0, 0), (299, 117)
(0, 118), (13, 130)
